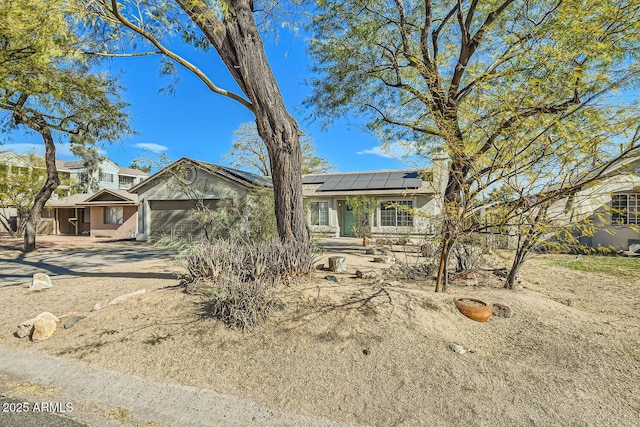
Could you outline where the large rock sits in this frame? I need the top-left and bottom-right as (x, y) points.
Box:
(32, 318), (57, 342)
(450, 272), (479, 286)
(92, 289), (146, 311)
(29, 273), (53, 291)
(16, 312), (59, 340)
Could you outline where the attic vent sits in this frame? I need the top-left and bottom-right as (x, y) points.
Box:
(183, 166), (196, 183)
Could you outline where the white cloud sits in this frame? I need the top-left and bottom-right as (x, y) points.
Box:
(135, 142), (168, 153)
(1, 143), (74, 159)
(356, 142), (414, 159)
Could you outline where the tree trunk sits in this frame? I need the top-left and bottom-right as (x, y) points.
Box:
(435, 230), (454, 292)
(178, 0), (309, 244)
(506, 241), (530, 290)
(23, 122), (59, 253)
(434, 160), (468, 292)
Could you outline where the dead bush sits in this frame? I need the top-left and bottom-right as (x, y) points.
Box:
(180, 238), (315, 329)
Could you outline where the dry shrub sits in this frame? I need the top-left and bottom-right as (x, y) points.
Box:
(180, 238), (315, 330)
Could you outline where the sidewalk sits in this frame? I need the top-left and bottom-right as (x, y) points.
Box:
(0, 345), (353, 427)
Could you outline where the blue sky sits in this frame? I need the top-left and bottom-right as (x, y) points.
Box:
(2, 29), (422, 173)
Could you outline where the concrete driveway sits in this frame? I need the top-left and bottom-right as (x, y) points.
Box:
(0, 242), (176, 287)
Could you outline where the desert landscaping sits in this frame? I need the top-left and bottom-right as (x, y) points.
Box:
(0, 238), (638, 426)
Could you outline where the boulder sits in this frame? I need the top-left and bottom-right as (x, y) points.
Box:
(29, 273), (53, 291)
(92, 289), (146, 311)
(373, 256), (393, 264)
(32, 318), (57, 342)
(451, 272), (479, 286)
(328, 256), (347, 273)
(16, 312), (59, 340)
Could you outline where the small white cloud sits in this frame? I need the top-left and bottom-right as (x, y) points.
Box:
(356, 142), (414, 159)
(135, 142), (168, 153)
(2, 143), (44, 155)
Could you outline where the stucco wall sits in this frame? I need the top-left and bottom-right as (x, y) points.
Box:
(90, 206), (137, 239)
(308, 195), (440, 240)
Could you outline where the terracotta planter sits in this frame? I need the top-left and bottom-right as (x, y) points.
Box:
(454, 297), (492, 322)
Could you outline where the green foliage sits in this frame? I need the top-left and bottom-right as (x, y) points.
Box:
(345, 195), (377, 238)
(309, 0), (640, 290)
(0, 0), (131, 144)
(0, 152), (45, 236)
(546, 255), (640, 280)
(196, 187), (279, 243)
(129, 158), (153, 174)
(70, 144), (104, 193)
(224, 122), (334, 175)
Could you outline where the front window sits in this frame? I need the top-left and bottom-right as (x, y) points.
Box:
(611, 194), (639, 225)
(310, 201), (329, 226)
(105, 207), (123, 225)
(380, 200), (414, 227)
(100, 172), (115, 183)
(83, 207), (91, 224)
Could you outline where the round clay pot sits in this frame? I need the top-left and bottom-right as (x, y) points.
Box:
(454, 297), (492, 322)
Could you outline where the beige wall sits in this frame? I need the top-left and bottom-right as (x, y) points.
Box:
(90, 206), (137, 239)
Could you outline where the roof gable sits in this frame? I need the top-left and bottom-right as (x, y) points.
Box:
(129, 157), (272, 193)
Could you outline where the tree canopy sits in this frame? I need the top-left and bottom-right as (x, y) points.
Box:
(75, 0), (310, 243)
(0, 0), (131, 251)
(309, 0), (640, 290)
(224, 122), (334, 175)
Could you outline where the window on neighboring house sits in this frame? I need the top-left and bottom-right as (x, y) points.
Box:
(611, 194), (639, 225)
(310, 201), (329, 226)
(82, 207), (91, 224)
(119, 176), (134, 187)
(105, 207), (124, 225)
(380, 200), (414, 227)
(100, 172), (115, 183)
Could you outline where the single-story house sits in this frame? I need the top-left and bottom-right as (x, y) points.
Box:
(303, 154), (448, 238)
(554, 155), (640, 251)
(129, 156), (449, 242)
(129, 158), (272, 242)
(43, 189), (139, 239)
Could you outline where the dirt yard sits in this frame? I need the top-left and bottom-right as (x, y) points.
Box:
(0, 239), (638, 426)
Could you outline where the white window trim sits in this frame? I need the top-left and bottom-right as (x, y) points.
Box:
(309, 200), (330, 227)
(379, 199), (415, 228)
(611, 193), (639, 225)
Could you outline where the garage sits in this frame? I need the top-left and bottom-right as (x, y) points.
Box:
(149, 199), (217, 242)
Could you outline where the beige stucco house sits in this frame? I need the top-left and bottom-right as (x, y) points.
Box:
(129, 156), (449, 242)
(553, 156), (640, 251)
(43, 189), (139, 239)
(129, 158), (272, 241)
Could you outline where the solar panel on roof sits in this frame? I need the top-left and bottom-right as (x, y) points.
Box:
(315, 171), (423, 191)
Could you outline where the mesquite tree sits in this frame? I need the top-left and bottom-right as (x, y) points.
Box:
(0, 0), (130, 252)
(309, 0), (640, 291)
(76, 0), (310, 243)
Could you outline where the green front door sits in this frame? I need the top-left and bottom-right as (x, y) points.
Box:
(342, 203), (356, 236)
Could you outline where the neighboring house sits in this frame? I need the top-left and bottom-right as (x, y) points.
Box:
(129, 156), (448, 242)
(551, 155), (640, 251)
(43, 189), (139, 239)
(0, 149), (148, 235)
(129, 158), (272, 242)
(56, 158), (149, 193)
(303, 154), (448, 239)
